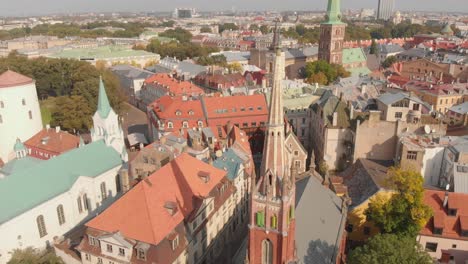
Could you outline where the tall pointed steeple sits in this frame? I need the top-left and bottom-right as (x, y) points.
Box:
(261, 20), (288, 182)
(324, 0), (344, 24)
(248, 19), (297, 264)
(97, 76), (112, 119)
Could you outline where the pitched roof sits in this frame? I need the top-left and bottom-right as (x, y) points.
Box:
(97, 77), (112, 119)
(25, 128), (80, 155)
(0, 70), (34, 88)
(340, 159), (392, 208)
(202, 94), (268, 119)
(0, 140), (122, 224)
(343, 48), (367, 64)
(449, 102), (468, 115)
(213, 149), (243, 181)
(421, 190), (468, 240)
(144, 73), (204, 96)
(311, 91), (351, 128)
(295, 176), (347, 264)
(86, 153), (226, 245)
(0, 156), (42, 176)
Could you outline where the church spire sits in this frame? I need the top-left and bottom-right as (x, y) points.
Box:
(97, 76), (112, 119)
(260, 18), (288, 182)
(324, 0), (344, 24)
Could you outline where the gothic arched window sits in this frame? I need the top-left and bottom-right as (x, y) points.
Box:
(57, 204), (66, 225)
(261, 239), (273, 264)
(36, 215), (47, 238)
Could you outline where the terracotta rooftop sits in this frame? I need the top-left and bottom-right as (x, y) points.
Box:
(144, 73), (204, 97)
(24, 128), (80, 156)
(86, 153), (227, 245)
(421, 190), (468, 240)
(0, 70), (34, 88)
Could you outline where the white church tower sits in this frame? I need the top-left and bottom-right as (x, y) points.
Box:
(0, 70), (43, 162)
(91, 77), (127, 161)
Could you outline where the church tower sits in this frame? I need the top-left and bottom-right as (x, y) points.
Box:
(91, 77), (126, 161)
(248, 21), (296, 264)
(318, 0), (346, 65)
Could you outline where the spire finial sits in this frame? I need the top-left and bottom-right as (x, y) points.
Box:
(97, 76), (112, 119)
(271, 17), (282, 51)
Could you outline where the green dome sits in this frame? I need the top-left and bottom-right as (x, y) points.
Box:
(441, 24), (454, 35)
(13, 139), (26, 151)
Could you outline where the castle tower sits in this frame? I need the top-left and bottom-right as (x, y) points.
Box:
(0, 70), (43, 162)
(248, 21), (296, 264)
(91, 77), (126, 161)
(318, 0), (346, 65)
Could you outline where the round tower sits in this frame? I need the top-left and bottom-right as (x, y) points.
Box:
(0, 70), (43, 162)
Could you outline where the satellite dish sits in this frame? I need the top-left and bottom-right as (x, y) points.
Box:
(424, 125), (431, 134)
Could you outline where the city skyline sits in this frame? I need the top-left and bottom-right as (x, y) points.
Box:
(1, 0), (468, 16)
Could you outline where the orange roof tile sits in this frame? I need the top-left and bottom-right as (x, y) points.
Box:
(145, 73), (204, 97)
(203, 94), (268, 119)
(86, 153), (227, 245)
(0, 70), (34, 88)
(421, 190), (468, 240)
(24, 128), (80, 155)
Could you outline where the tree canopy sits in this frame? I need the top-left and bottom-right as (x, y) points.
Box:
(196, 54), (227, 66)
(158, 27), (193, 43)
(365, 168), (433, 237)
(381, 56), (398, 68)
(200, 26), (212, 33)
(8, 247), (64, 264)
(147, 40), (219, 60)
(304, 60), (350, 85)
(348, 234), (432, 264)
(218, 23), (239, 33)
(0, 53), (126, 133)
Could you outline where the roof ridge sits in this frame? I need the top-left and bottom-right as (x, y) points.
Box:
(141, 182), (158, 243)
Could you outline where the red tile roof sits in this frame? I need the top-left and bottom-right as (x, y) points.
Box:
(86, 153), (227, 245)
(24, 128), (80, 157)
(0, 70), (34, 88)
(203, 94), (268, 119)
(145, 74), (204, 97)
(421, 190), (468, 240)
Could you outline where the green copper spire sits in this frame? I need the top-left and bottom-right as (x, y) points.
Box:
(97, 76), (112, 119)
(323, 0), (345, 25)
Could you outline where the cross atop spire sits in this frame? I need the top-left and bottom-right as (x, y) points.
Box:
(323, 0), (345, 25)
(97, 76), (112, 119)
(271, 18), (282, 51)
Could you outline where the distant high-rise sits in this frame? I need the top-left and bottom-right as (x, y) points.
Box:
(377, 0), (395, 20)
(172, 8), (198, 19)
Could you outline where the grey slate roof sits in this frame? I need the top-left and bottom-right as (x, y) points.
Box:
(449, 102), (468, 114)
(295, 176), (346, 264)
(398, 48), (427, 59)
(284, 46), (319, 60)
(111, 65), (154, 88)
(311, 91), (351, 128)
(340, 159), (392, 208)
(377, 92), (428, 108)
(378, 44), (404, 54)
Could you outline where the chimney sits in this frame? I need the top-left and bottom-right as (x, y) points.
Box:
(443, 191), (449, 208)
(119, 169), (130, 192)
(332, 112), (338, 127)
(350, 104), (354, 120)
(46, 124), (50, 131)
(55, 126), (60, 133)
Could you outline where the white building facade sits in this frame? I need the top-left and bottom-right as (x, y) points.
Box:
(0, 70), (43, 162)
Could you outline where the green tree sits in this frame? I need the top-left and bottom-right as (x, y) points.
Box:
(158, 20), (175, 28)
(318, 160), (329, 177)
(200, 26), (212, 33)
(381, 56), (398, 68)
(159, 27), (192, 43)
(365, 168), (433, 237)
(227, 62), (243, 73)
(260, 25), (270, 35)
(8, 247), (64, 264)
(147, 40), (219, 60)
(369, 39), (378, 55)
(304, 60), (350, 85)
(249, 24), (259, 31)
(218, 23), (239, 33)
(348, 234), (432, 264)
(307, 72), (328, 85)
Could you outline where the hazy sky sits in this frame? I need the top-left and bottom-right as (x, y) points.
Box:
(1, 0), (467, 16)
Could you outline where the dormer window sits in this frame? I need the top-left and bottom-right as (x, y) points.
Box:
(171, 235), (179, 250)
(198, 121), (203, 128)
(448, 208), (457, 216)
(182, 121), (189, 128)
(198, 171), (211, 183)
(164, 201), (178, 216)
(137, 248), (146, 260)
(167, 122), (174, 128)
(88, 236), (99, 246)
(188, 110), (194, 115)
(176, 110), (182, 116)
(433, 228), (443, 235)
